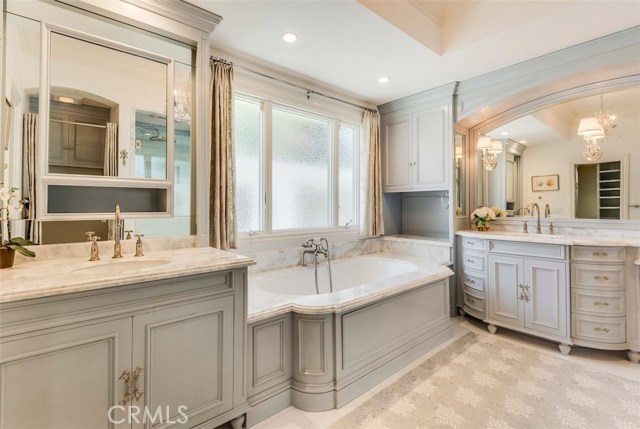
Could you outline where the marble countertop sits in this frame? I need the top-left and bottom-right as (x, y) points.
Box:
(0, 247), (255, 303)
(457, 230), (640, 247)
(247, 252), (453, 323)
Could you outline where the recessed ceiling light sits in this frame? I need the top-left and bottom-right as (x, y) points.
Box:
(501, 132), (509, 136)
(58, 96), (75, 104)
(378, 77), (390, 84)
(282, 32), (298, 43)
(519, 140), (527, 143)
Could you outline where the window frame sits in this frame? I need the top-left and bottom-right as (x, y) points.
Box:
(233, 88), (361, 246)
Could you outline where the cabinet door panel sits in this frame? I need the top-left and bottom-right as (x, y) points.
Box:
(132, 297), (234, 429)
(488, 255), (524, 326)
(69, 114), (106, 168)
(0, 318), (132, 429)
(414, 105), (448, 190)
(525, 259), (568, 338)
(49, 112), (68, 165)
(382, 114), (412, 191)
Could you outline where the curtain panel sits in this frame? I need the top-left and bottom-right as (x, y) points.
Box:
(360, 110), (384, 237)
(22, 112), (38, 242)
(209, 59), (237, 250)
(104, 122), (118, 176)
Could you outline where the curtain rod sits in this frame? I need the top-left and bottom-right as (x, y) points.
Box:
(211, 56), (377, 113)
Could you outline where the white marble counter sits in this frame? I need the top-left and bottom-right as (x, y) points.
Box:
(247, 252), (453, 323)
(457, 230), (640, 247)
(0, 247), (255, 303)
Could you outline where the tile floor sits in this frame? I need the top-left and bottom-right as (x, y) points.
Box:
(249, 316), (640, 429)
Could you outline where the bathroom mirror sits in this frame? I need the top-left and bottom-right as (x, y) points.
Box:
(454, 131), (466, 216)
(2, 5), (196, 244)
(47, 31), (168, 178)
(479, 85), (640, 220)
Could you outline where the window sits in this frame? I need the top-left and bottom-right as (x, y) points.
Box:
(234, 94), (359, 234)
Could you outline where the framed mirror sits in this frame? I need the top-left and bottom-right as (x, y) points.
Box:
(478, 85), (640, 220)
(454, 131), (467, 216)
(2, 4), (196, 244)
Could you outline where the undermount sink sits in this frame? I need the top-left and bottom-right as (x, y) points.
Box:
(69, 258), (172, 276)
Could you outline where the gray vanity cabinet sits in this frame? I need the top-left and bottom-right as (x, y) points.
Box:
(0, 269), (248, 429)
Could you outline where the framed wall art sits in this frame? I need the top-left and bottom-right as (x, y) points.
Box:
(531, 174), (559, 191)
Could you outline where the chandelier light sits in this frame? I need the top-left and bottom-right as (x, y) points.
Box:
(477, 135), (500, 171)
(594, 94), (618, 139)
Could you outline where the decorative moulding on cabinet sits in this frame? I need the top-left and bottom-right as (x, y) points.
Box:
(456, 26), (640, 127)
(378, 81), (457, 114)
(54, 0), (222, 42)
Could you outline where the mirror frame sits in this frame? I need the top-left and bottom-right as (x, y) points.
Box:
(468, 75), (640, 218)
(37, 21), (176, 220)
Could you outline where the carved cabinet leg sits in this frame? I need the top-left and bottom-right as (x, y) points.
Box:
(230, 414), (245, 429)
(558, 344), (571, 355)
(458, 308), (466, 318)
(628, 350), (640, 364)
(487, 324), (497, 334)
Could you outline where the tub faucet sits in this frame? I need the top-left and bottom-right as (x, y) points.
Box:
(302, 238), (329, 267)
(113, 204), (123, 258)
(531, 203), (542, 234)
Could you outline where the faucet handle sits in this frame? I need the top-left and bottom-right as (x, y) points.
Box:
(85, 231), (95, 241)
(134, 234), (144, 257)
(522, 221), (528, 234)
(125, 230), (133, 239)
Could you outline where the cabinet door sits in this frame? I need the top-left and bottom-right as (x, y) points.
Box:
(68, 114), (106, 169)
(48, 111), (69, 166)
(382, 114), (412, 191)
(488, 254), (524, 327)
(413, 105), (449, 190)
(0, 318), (132, 429)
(524, 258), (568, 339)
(132, 296), (235, 429)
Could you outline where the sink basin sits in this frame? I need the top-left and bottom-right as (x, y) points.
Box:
(70, 258), (172, 276)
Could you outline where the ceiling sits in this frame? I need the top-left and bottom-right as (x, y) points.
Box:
(184, 0), (639, 106)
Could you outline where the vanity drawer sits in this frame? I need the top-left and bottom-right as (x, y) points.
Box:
(463, 251), (485, 273)
(463, 271), (485, 292)
(462, 237), (485, 251)
(463, 290), (485, 314)
(571, 246), (626, 263)
(489, 240), (565, 260)
(571, 314), (626, 344)
(571, 288), (625, 317)
(571, 263), (625, 290)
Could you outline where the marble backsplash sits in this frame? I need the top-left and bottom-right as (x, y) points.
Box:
(12, 236), (197, 265)
(487, 218), (640, 240)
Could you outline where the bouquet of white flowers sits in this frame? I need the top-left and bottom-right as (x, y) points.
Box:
(470, 206), (496, 230)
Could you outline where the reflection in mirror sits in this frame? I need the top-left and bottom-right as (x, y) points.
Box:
(454, 132), (466, 216)
(48, 31), (168, 178)
(482, 86), (640, 220)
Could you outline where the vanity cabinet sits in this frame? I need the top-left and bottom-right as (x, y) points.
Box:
(458, 236), (487, 319)
(0, 269), (248, 429)
(381, 104), (449, 192)
(570, 246), (629, 348)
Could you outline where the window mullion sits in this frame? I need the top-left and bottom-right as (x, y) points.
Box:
(263, 101), (273, 233)
(332, 119), (340, 228)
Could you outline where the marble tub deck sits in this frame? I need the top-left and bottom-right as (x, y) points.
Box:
(247, 252), (453, 323)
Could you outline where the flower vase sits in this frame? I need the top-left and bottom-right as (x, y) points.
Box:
(476, 225), (490, 232)
(0, 247), (16, 269)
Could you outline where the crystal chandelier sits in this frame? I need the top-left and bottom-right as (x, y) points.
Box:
(594, 94), (617, 139)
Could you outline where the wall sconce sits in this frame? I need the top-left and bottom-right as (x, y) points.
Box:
(477, 136), (501, 170)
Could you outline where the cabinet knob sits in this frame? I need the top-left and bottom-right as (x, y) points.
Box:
(592, 251), (609, 257)
(593, 301), (610, 307)
(468, 279), (475, 284)
(593, 327), (610, 333)
(466, 259), (475, 264)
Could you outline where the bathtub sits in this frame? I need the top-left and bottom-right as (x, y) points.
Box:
(246, 253), (454, 423)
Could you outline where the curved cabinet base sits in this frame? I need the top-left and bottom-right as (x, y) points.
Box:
(628, 350), (640, 364)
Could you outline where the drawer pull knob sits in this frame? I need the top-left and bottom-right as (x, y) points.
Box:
(466, 259), (475, 264)
(593, 301), (610, 307)
(593, 327), (610, 333)
(469, 299), (476, 305)
(592, 251), (609, 257)
(468, 242), (475, 246)
(593, 275), (610, 281)
(468, 279), (476, 284)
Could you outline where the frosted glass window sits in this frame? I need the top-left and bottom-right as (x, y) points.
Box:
(235, 98), (262, 232)
(339, 124), (357, 226)
(272, 108), (331, 229)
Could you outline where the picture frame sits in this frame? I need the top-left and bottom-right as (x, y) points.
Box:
(531, 174), (559, 191)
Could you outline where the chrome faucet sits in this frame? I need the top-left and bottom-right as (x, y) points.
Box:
(113, 204), (123, 258)
(531, 203), (542, 234)
(302, 238), (329, 267)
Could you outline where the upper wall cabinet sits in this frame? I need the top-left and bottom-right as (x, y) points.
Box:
(379, 86), (454, 193)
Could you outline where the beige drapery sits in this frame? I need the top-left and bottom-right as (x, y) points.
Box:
(22, 112), (38, 242)
(360, 110), (384, 237)
(104, 122), (118, 176)
(209, 59), (237, 250)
